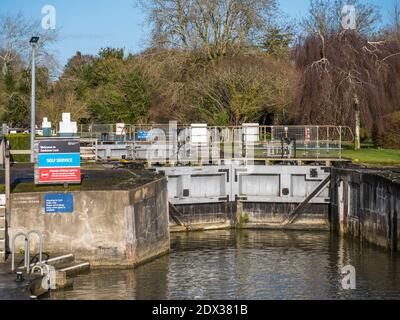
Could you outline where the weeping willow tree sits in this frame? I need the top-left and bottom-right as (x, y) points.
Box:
(294, 31), (400, 137)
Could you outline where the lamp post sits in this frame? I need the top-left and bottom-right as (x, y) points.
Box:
(30, 36), (39, 163)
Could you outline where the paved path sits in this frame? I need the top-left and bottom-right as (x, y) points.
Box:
(0, 265), (29, 300)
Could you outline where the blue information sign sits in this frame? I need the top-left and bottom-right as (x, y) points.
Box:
(137, 131), (148, 140)
(44, 194), (74, 213)
(38, 153), (81, 168)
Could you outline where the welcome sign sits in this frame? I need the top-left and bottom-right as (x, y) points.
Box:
(35, 138), (81, 185)
(38, 139), (80, 154)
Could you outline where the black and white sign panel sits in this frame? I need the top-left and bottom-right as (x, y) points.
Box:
(38, 139), (80, 154)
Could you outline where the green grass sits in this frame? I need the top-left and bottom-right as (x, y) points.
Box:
(342, 147), (400, 167)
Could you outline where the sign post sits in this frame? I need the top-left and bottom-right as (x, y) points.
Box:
(35, 138), (81, 185)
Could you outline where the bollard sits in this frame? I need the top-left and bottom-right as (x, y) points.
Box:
(15, 271), (25, 283)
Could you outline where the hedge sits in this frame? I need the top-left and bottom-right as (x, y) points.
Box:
(6, 133), (31, 162)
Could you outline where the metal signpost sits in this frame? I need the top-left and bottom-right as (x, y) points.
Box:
(34, 138), (81, 185)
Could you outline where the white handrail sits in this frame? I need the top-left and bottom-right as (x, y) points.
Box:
(26, 231), (43, 274)
(11, 232), (28, 272)
(11, 230), (44, 273)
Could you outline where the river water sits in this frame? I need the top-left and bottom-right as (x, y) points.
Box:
(47, 230), (400, 300)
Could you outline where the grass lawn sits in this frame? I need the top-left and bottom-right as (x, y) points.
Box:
(342, 147), (400, 167)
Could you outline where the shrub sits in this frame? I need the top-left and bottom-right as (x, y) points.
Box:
(359, 128), (371, 144)
(380, 112), (400, 149)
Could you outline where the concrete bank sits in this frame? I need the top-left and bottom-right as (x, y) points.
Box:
(330, 167), (400, 252)
(5, 169), (170, 268)
(0, 265), (29, 300)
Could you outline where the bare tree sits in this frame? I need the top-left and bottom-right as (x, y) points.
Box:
(138, 0), (278, 60)
(39, 88), (89, 126)
(182, 55), (298, 125)
(0, 12), (58, 75)
(302, 0), (381, 35)
(391, 0), (400, 42)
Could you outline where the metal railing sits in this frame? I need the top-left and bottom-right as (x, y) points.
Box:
(11, 230), (43, 273)
(78, 124), (354, 162)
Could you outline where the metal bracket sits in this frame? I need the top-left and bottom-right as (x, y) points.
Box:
(218, 169), (230, 183)
(234, 169), (248, 182)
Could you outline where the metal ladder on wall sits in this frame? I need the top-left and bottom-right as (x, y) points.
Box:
(10, 231), (59, 297)
(11, 230), (44, 274)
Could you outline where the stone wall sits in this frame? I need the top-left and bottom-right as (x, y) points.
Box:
(7, 178), (170, 267)
(330, 168), (400, 252)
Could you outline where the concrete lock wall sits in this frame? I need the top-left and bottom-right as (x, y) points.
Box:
(8, 178), (170, 267)
(239, 202), (330, 230)
(330, 168), (400, 252)
(172, 203), (237, 231)
(171, 202), (329, 230)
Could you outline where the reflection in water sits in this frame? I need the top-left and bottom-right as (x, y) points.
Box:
(48, 230), (400, 300)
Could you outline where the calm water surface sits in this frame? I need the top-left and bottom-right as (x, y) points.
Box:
(48, 230), (400, 300)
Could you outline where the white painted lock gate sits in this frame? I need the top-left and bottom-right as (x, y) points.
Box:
(156, 164), (331, 205)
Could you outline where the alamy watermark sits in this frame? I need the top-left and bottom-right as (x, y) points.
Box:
(41, 5), (56, 30)
(341, 265), (356, 290)
(341, 5), (357, 30)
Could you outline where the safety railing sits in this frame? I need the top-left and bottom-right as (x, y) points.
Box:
(11, 230), (43, 273)
(78, 124), (353, 161)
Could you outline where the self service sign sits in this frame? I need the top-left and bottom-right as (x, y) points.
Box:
(35, 138), (81, 185)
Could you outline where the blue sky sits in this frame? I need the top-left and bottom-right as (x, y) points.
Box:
(0, 0), (397, 68)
